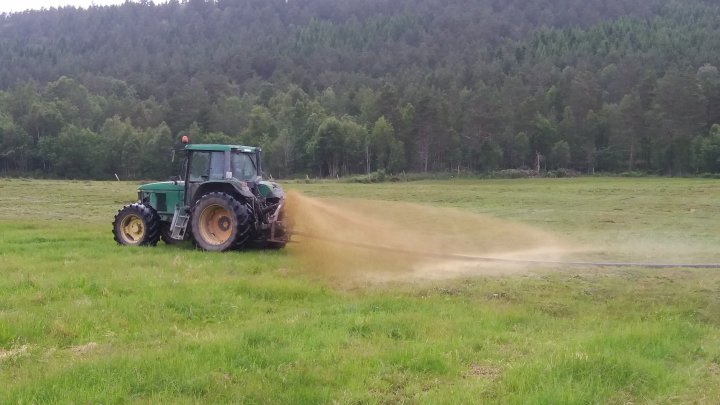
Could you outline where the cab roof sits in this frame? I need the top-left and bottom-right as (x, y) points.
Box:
(185, 144), (260, 153)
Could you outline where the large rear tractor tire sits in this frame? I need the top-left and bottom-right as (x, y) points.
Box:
(191, 192), (253, 251)
(112, 203), (161, 246)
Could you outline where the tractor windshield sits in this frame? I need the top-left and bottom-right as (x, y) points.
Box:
(231, 152), (257, 181)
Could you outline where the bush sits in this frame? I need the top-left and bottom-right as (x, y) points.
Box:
(618, 171), (650, 177)
(490, 169), (537, 179)
(545, 168), (579, 178)
(346, 169), (388, 183)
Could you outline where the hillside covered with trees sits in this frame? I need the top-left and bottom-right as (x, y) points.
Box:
(1, 0), (719, 179)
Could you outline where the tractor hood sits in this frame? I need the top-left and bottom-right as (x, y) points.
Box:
(138, 181), (185, 192)
(136, 181), (185, 218)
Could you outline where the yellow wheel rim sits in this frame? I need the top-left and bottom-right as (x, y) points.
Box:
(198, 204), (233, 245)
(120, 214), (145, 244)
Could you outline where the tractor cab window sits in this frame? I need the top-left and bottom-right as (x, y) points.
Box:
(189, 151), (225, 182)
(231, 152), (257, 181)
(208, 152), (225, 180)
(189, 152), (209, 182)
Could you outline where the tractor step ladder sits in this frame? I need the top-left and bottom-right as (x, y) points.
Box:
(170, 206), (190, 240)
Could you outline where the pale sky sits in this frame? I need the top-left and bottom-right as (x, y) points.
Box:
(0, 0), (130, 14)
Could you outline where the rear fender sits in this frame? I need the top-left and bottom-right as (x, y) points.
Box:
(190, 180), (254, 206)
(258, 181), (285, 200)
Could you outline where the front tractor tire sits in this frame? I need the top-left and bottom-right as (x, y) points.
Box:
(191, 192), (252, 251)
(113, 203), (160, 246)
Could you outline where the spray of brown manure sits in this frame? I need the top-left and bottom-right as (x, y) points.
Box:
(284, 191), (573, 283)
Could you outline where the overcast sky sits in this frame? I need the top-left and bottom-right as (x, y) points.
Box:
(0, 0), (130, 14)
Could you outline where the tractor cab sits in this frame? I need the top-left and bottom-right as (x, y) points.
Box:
(183, 144), (263, 206)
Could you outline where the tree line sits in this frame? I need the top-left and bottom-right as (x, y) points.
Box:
(1, 0), (719, 179)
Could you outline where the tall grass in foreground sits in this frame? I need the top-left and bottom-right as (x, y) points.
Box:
(1, 178), (720, 403)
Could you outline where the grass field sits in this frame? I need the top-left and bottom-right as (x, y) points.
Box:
(1, 177), (720, 403)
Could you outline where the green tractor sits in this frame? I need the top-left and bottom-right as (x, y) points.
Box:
(112, 140), (289, 251)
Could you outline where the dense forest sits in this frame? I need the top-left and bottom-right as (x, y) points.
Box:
(1, 0), (720, 179)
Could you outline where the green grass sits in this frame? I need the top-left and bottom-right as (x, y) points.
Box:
(1, 178), (720, 403)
